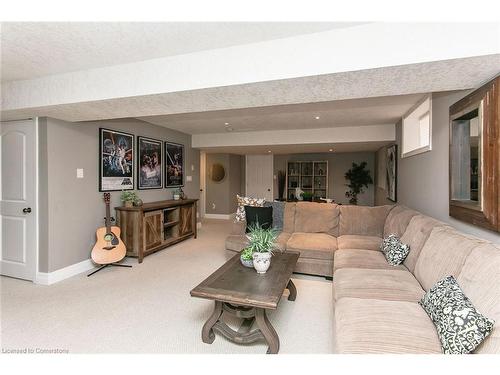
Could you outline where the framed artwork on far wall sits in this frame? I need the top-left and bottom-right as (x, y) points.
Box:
(137, 136), (163, 189)
(165, 142), (184, 188)
(99, 128), (134, 192)
(386, 144), (397, 202)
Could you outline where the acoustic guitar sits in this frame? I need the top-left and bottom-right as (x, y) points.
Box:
(91, 193), (126, 265)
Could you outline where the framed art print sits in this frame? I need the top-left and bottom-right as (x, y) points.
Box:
(99, 128), (134, 191)
(165, 142), (184, 188)
(137, 136), (163, 190)
(386, 144), (397, 202)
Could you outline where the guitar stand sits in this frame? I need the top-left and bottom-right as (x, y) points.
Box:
(87, 263), (132, 277)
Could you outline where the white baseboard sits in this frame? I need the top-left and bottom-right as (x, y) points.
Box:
(35, 259), (94, 285)
(204, 213), (233, 220)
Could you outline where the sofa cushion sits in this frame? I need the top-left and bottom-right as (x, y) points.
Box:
(295, 258), (333, 278)
(337, 235), (382, 250)
(401, 214), (448, 273)
(286, 232), (337, 260)
(225, 232), (290, 253)
(420, 275), (495, 354)
(334, 297), (442, 354)
(231, 220), (246, 235)
(333, 268), (425, 302)
(457, 243), (500, 354)
(225, 235), (248, 252)
(333, 249), (406, 273)
(383, 205), (419, 237)
(339, 205), (392, 237)
(282, 202), (296, 233)
(414, 226), (485, 291)
(293, 202), (340, 236)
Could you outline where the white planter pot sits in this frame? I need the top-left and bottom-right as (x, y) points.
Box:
(252, 252), (272, 274)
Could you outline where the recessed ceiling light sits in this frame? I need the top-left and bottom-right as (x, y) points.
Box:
(224, 122), (229, 125)
(329, 149), (333, 152)
(268, 150), (272, 153)
(315, 116), (320, 120)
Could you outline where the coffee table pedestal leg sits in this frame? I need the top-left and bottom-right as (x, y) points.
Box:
(255, 308), (280, 354)
(286, 279), (297, 301)
(200, 301), (280, 354)
(202, 301), (223, 344)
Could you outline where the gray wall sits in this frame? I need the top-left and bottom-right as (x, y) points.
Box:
(39, 117), (200, 272)
(229, 155), (242, 213)
(205, 153), (243, 215)
(376, 91), (500, 244)
(38, 118), (49, 273)
(273, 152), (375, 206)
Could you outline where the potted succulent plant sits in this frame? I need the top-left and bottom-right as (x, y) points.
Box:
(246, 223), (280, 274)
(120, 191), (139, 207)
(301, 191), (314, 202)
(240, 247), (254, 268)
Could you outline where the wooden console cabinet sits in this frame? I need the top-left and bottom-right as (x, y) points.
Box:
(116, 199), (198, 263)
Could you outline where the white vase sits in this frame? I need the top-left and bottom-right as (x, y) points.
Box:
(252, 252), (272, 274)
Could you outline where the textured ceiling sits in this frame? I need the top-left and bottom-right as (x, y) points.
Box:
(0, 22), (364, 82)
(139, 94), (425, 134)
(3, 56), (498, 123)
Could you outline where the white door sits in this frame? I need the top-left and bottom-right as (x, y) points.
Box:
(246, 154), (273, 201)
(0, 119), (37, 281)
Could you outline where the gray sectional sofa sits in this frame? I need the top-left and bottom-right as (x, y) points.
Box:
(225, 202), (500, 354)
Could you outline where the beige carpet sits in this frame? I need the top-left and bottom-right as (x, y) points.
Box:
(1, 219), (334, 354)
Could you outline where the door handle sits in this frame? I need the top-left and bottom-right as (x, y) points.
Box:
(23, 207), (32, 214)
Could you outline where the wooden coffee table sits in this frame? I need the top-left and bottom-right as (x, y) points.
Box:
(190, 251), (299, 354)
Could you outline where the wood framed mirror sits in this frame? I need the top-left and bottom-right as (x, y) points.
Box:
(210, 163), (226, 183)
(449, 76), (499, 232)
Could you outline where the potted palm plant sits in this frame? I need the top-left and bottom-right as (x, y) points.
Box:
(344, 162), (373, 205)
(246, 223), (280, 274)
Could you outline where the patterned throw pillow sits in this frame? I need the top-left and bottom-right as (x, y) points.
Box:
(235, 195), (265, 222)
(420, 276), (495, 354)
(380, 234), (410, 266)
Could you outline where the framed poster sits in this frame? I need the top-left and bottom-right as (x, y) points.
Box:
(386, 144), (397, 202)
(99, 128), (134, 191)
(165, 142), (184, 188)
(137, 136), (163, 189)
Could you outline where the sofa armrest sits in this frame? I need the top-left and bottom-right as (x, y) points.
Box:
(232, 220), (246, 235)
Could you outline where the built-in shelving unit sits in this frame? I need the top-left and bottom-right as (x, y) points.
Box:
(287, 161), (328, 200)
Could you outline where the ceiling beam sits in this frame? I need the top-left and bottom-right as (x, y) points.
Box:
(192, 124), (395, 149)
(1, 23), (499, 120)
